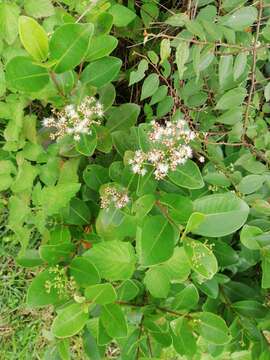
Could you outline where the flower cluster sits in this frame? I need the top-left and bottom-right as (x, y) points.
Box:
(100, 185), (130, 209)
(42, 96), (103, 142)
(129, 119), (196, 180)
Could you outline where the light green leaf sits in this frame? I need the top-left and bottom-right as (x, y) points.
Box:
(19, 16), (48, 61)
(219, 55), (233, 88)
(171, 317), (197, 356)
(216, 87), (247, 110)
(165, 13), (189, 26)
(193, 193), (249, 237)
(176, 40), (189, 80)
(75, 129), (97, 156)
(108, 4), (136, 27)
(50, 23), (94, 73)
(85, 35), (118, 61)
(141, 74), (160, 101)
(81, 56), (122, 88)
(264, 83), (270, 102)
(85, 283), (117, 305)
(137, 215), (175, 266)
(101, 304), (128, 338)
(117, 280), (139, 301)
(0, 3), (19, 45)
(168, 159), (204, 189)
(184, 239), (218, 279)
(144, 267), (170, 298)
(69, 257), (100, 287)
(160, 247), (191, 282)
(172, 284), (199, 310)
(52, 303), (88, 338)
(24, 0), (54, 18)
(6, 56), (49, 92)
(85, 240), (136, 281)
(238, 174), (264, 194)
(27, 269), (64, 307)
(223, 7), (258, 31)
(234, 52), (247, 81)
(106, 103), (140, 132)
(197, 312), (231, 345)
(39, 183), (80, 216)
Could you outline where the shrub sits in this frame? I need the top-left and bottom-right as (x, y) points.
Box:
(1, 0), (270, 358)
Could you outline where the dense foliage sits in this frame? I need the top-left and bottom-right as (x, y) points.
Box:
(1, 0), (270, 358)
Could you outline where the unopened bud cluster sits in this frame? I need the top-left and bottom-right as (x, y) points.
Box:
(45, 265), (76, 297)
(100, 185), (130, 209)
(42, 96), (103, 142)
(129, 119), (196, 180)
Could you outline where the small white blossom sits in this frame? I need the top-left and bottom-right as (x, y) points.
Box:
(199, 156), (205, 163)
(42, 96), (103, 142)
(100, 186), (129, 209)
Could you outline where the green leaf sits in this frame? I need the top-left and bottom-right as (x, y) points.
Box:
(69, 257), (100, 287)
(137, 215), (175, 266)
(129, 59), (148, 86)
(197, 312), (231, 345)
(160, 247), (191, 282)
(81, 56), (122, 88)
(101, 304), (128, 338)
(85, 283), (117, 305)
(75, 129), (97, 156)
(40, 183), (80, 216)
(39, 242), (75, 265)
(85, 240), (136, 281)
(6, 56), (49, 92)
(167, 159), (204, 189)
(185, 212), (206, 234)
(265, 83), (270, 102)
(165, 13), (189, 26)
(175, 40), (189, 80)
(223, 7), (258, 31)
(62, 198), (91, 226)
(219, 55), (233, 88)
(262, 255), (270, 289)
(184, 239), (218, 279)
(108, 4), (136, 27)
(144, 267), (170, 298)
(83, 164), (110, 191)
(0, 3), (19, 45)
(24, 0), (54, 18)
(106, 103), (140, 132)
(159, 193), (193, 224)
(234, 52), (247, 81)
(231, 300), (267, 318)
(85, 35), (118, 61)
(50, 23), (94, 73)
(27, 269), (64, 307)
(216, 87), (247, 110)
(52, 303), (88, 338)
(193, 193), (249, 237)
(19, 16), (49, 61)
(117, 280), (139, 301)
(238, 174), (264, 194)
(171, 317), (197, 356)
(172, 284), (199, 310)
(141, 74), (160, 101)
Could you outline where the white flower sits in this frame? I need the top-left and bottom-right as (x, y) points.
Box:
(74, 134), (80, 141)
(199, 156), (205, 163)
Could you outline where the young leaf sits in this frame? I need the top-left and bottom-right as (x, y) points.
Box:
(137, 215), (175, 266)
(193, 193), (249, 237)
(175, 41), (189, 80)
(85, 240), (136, 281)
(184, 239), (218, 279)
(52, 303), (88, 338)
(85, 283), (117, 305)
(144, 267), (170, 298)
(19, 16), (48, 61)
(100, 304), (128, 338)
(167, 159), (204, 189)
(50, 23), (94, 73)
(141, 74), (160, 100)
(197, 312), (231, 345)
(6, 56), (49, 92)
(69, 257), (100, 287)
(81, 56), (122, 88)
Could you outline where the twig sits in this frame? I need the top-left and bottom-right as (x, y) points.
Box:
(242, 0), (264, 140)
